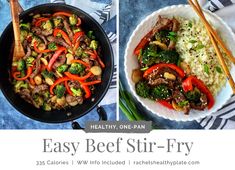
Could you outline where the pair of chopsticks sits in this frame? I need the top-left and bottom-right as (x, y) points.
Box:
(188, 0), (235, 94)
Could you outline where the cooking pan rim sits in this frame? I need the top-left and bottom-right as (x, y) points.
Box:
(0, 3), (114, 124)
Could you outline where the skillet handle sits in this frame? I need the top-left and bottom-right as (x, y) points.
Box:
(7, 0), (24, 14)
(71, 106), (108, 129)
(97, 106), (108, 121)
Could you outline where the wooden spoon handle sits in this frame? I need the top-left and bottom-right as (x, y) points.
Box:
(7, 0), (23, 14)
(9, 0), (21, 46)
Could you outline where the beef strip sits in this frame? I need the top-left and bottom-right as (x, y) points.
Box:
(47, 36), (70, 48)
(66, 94), (83, 105)
(23, 40), (28, 49)
(31, 27), (49, 45)
(68, 81), (81, 89)
(38, 34), (48, 45)
(23, 45), (32, 59)
(19, 89), (34, 104)
(151, 16), (172, 37)
(41, 29), (53, 36)
(32, 84), (49, 94)
(173, 90), (186, 103)
(63, 19), (73, 41)
(52, 54), (66, 69)
(30, 54), (42, 78)
(32, 27), (42, 35)
(190, 94), (208, 110)
(168, 18), (180, 50)
(147, 67), (180, 87)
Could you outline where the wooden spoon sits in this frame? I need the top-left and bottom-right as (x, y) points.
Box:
(9, 0), (25, 61)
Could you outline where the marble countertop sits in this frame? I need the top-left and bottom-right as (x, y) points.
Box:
(119, 0), (202, 129)
(0, 0), (116, 129)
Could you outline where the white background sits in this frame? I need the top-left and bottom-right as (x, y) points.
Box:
(0, 130), (234, 170)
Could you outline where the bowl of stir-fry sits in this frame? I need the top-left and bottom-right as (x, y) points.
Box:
(0, 4), (113, 123)
(125, 5), (235, 121)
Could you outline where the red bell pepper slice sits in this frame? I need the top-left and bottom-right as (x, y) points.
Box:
(81, 84), (91, 98)
(64, 80), (73, 96)
(72, 31), (85, 44)
(134, 30), (152, 56)
(53, 12), (72, 17)
(81, 80), (102, 86)
(182, 76), (215, 109)
(64, 72), (92, 81)
(76, 17), (82, 26)
(143, 63), (185, 78)
(73, 41), (80, 51)
(29, 78), (36, 86)
(47, 47), (67, 71)
(49, 77), (70, 95)
(85, 50), (97, 59)
(158, 100), (174, 110)
(13, 66), (33, 81)
(70, 59), (90, 68)
(93, 50), (105, 68)
(35, 18), (49, 27)
(34, 42), (51, 53)
(53, 29), (72, 46)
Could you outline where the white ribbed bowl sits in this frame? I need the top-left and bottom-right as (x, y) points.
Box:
(124, 5), (235, 121)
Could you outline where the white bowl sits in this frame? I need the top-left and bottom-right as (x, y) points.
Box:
(124, 5), (235, 121)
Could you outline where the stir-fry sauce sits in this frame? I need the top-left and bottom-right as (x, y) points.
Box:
(12, 12), (104, 111)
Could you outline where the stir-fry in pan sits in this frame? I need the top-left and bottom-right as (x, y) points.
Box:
(11, 12), (105, 111)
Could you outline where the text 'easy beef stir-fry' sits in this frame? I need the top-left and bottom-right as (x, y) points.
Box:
(12, 12), (105, 111)
(132, 16), (215, 114)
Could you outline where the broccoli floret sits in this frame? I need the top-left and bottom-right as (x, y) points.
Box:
(20, 30), (28, 43)
(87, 30), (95, 39)
(178, 100), (189, 107)
(42, 20), (53, 31)
(48, 42), (57, 51)
(158, 50), (179, 64)
(42, 103), (51, 111)
(69, 14), (78, 26)
(185, 87), (201, 102)
(31, 36), (41, 47)
(53, 18), (62, 27)
(68, 63), (84, 74)
(90, 40), (98, 50)
(55, 84), (66, 98)
(31, 51), (38, 57)
(151, 84), (171, 100)
(72, 27), (81, 34)
(20, 23), (30, 30)
(43, 91), (50, 100)
(155, 30), (170, 44)
(75, 47), (83, 57)
(14, 81), (28, 92)
(71, 88), (82, 97)
(57, 64), (68, 73)
(41, 70), (54, 78)
(33, 96), (43, 108)
(141, 44), (158, 66)
(135, 81), (150, 98)
(17, 59), (26, 71)
(26, 57), (35, 67)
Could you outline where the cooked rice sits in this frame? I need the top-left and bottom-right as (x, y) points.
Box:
(175, 17), (230, 96)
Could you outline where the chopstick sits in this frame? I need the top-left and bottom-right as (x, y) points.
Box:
(188, 0), (235, 65)
(188, 0), (235, 94)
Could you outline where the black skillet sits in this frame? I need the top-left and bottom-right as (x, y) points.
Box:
(0, 3), (114, 126)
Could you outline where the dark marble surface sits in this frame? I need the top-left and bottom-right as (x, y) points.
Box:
(119, 0), (202, 129)
(0, 0), (116, 129)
